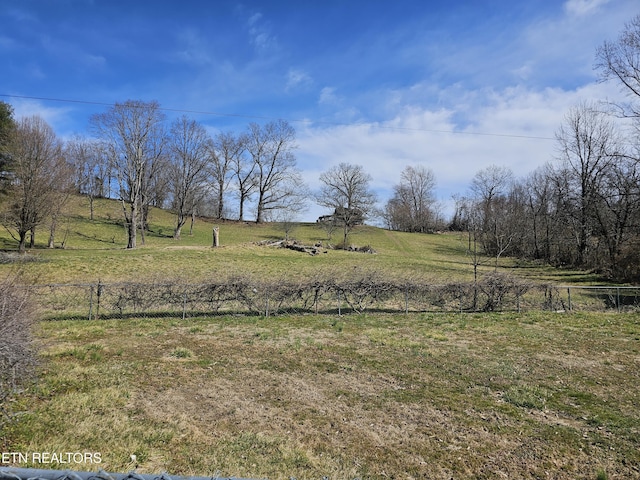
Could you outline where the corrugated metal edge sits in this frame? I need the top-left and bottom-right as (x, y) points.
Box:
(0, 468), (261, 480)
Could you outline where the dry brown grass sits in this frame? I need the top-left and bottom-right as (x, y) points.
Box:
(3, 312), (640, 479)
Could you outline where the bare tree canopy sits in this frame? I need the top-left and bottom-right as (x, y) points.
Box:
(384, 165), (439, 233)
(596, 14), (640, 117)
(66, 135), (110, 220)
(470, 164), (514, 203)
(212, 131), (244, 220)
(230, 132), (255, 221)
(555, 101), (622, 265)
(1, 116), (67, 252)
(90, 100), (166, 249)
(317, 162), (377, 247)
(246, 120), (305, 223)
(167, 116), (211, 239)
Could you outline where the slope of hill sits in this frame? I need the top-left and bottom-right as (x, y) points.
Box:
(0, 195), (598, 285)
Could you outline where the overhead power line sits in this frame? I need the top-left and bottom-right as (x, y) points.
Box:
(0, 93), (555, 141)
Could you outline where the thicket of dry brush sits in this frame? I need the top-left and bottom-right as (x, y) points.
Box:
(76, 270), (555, 318)
(0, 276), (37, 428)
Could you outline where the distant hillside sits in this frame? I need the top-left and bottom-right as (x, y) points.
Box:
(0, 194), (598, 285)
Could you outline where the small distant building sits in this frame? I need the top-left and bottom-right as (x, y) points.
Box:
(317, 206), (364, 225)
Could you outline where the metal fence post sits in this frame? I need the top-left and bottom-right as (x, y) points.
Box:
(96, 280), (102, 320)
(567, 287), (572, 312)
(88, 284), (94, 321)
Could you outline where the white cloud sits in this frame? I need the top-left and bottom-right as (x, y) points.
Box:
(246, 11), (275, 52)
(11, 99), (72, 128)
(286, 68), (312, 91)
(297, 80), (629, 220)
(318, 87), (339, 105)
(564, 0), (611, 17)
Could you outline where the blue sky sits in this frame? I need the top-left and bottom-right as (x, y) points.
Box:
(1, 0), (638, 221)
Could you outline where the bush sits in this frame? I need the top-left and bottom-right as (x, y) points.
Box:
(478, 273), (531, 312)
(0, 277), (37, 427)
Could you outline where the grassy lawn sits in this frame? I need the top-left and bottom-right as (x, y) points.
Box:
(2, 195), (636, 479)
(3, 311), (639, 479)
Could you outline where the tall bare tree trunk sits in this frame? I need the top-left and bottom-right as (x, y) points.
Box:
(127, 202), (137, 249)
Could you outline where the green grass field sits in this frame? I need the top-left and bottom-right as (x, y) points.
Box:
(0, 195), (598, 286)
(1, 196), (638, 479)
(4, 312), (640, 479)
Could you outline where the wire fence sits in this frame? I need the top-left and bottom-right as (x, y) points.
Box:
(23, 274), (640, 320)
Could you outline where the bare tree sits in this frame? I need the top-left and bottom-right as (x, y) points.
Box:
(211, 131), (243, 220)
(2, 116), (67, 253)
(469, 165), (516, 267)
(555, 102), (620, 266)
(384, 165), (438, 232)
(592, 153), (640, 276)
(231, 133), (255, 221)
(47, 156), (75, 249)
(91, 100), (166, 249)
(167, 116), (211, 239)
(246, 120), (304, 223)
(66, 135), (110, 220)
(595, 14), (640, 117)
(521, 164), (555, 261)
(470, 164), (513, 204)
(454, 194), (488, 310)
(317, 163), (377, 247)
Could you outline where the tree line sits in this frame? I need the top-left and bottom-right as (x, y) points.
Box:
(0, 96), (432, 253)
(448, 16), (640, 282)
(1, 15), (640, 281)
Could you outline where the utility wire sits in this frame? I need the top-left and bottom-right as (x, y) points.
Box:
(0, 93), (555, 141)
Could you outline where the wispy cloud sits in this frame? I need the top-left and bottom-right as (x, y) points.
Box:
(564, 0), (612, 16)
(173, 28), (213, 66)
(246, 11), (276, 53)
(298, 79), (627, 217)
(318, 87), (339, 106)
(286, 68), (312, 92)
(11, 99), (72, 129)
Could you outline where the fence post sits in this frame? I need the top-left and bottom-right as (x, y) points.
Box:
(182, 291), (187, 320)
(96, 280), (102, 320)
(338, 289), (341, 316)
(88, 285), (94, 321)
(546, 286), (551, 311)
(567, 287), (572, 312)
(405, 286), (409, 314)
(617, 287), (621, 312)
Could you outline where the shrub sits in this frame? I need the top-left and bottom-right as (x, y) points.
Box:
(478, 272), (531, 312)
(0, 277), (38, 427)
